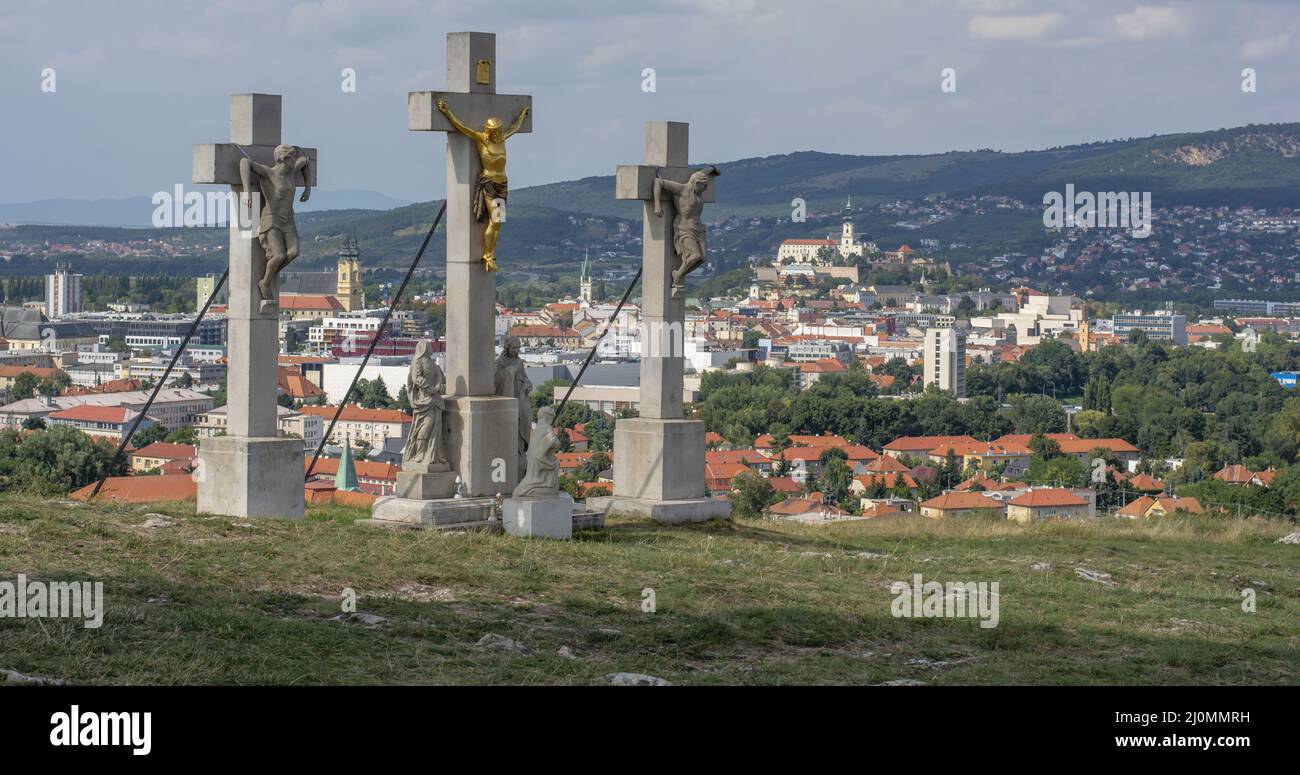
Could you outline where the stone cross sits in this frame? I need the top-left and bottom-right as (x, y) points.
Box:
(409, 32), (531, 397)
(191, 93), (314, 518)
(615, 122), (715, 419)
(407, 32), (532, 496)
(591, 121), (729, 522)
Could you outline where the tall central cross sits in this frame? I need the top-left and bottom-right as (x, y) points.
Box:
(615, 122), (715, 419)
(191, 93), (315, 518)
(408, 32), (532, 496)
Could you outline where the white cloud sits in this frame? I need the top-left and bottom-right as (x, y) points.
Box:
(968, 13), (1063, 40)
(1241, 28), (1295, 60)
(1111, 4), (1191, 41)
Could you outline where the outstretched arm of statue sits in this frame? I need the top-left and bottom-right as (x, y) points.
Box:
(505, 105), (530, 139)
(295, 152), (312, 203)
(436, 98), (480, 141)
(238, 157), (267, 216)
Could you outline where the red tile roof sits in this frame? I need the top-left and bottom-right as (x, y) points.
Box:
(131, 442), (197, 461)
(1007, 488), (1087, 507)
(48, 405), (138, 423)
(919, 492), (1003, 511)
(71, 474), (196, 504)
(300, 405), (410, 424)
(884, 435), (979, 453)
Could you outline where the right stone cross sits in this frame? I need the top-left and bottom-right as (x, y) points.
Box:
(615, 121), (718, 419)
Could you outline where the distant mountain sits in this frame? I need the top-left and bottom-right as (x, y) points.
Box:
(0, 189), (411, 227)
(9, 122), (1300, 277)
(513, 122), (1300, 219)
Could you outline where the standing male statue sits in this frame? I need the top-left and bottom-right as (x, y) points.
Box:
(436, 98), (530, 272)
(494, 336), (533, 467)
(240, 144), (313, 302)
(402, 340), (447, 466)
(654, 165), (720, 297)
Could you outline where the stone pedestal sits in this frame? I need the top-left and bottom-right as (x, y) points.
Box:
(502, 493), (574, 540)
(395, 461), (458, 500)
(443, 395), (520, 497)
(589, 416), (730, 523)
(361, 496), (496, 531)
(197, 436), (304, 519)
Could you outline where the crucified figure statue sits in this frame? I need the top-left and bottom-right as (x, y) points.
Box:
(436, 98), (530, 272)
(240, 145), (312, 303)
(654, 165), (720, 297)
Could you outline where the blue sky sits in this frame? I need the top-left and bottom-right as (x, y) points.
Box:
(2, 0), (1298, 203)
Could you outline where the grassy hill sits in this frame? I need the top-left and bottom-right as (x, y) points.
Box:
(0, 495), (1296, 685)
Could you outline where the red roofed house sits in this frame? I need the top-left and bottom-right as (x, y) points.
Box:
(1117, 495), (1205, 518)
(1054, 438), (1140, 465)
(299, 405), (410, 448)
(934, 440), (1033, 478)
(919, 491), (1005, 519)
(278, 367), (324, 401)
(561, 426), (589, 452)
(130, 442), (197, 474)
(849, 472), (918, 497)
(798, 358), (847, 388)
(47, 405), (155, 442)
(883, 435), (979, 459)
(0, 365), (62, 391)
(706, 462), (753, 495)
(278, 294), (346, 320)
(706, 449), (773, 474)
(1005, 488), (1092, 522)
(1214, 464), (1257, 486)
(766, 476), (803, 494)
(755, 432), (848, 451)
(766, 493), (849, 522)
(1125, 473), (1165, 493)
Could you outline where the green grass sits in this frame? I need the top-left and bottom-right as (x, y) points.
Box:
(0, 495), (1296, 685)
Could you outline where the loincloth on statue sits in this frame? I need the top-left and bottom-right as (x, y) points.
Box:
(473, 176), (508, 223)
(672, 221), (706, 260)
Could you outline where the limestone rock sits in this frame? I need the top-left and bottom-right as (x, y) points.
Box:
(331, 612), (388, 626)
(876, 679), (927, 686)
(1277, 531), (1300, 545)
(1075, 567), (1117, 586)
(557, 646), (577, 660)
(139, 514), (175, 529)
(475, 633), (532, 655)
(1030, 562), (1053, 571)
(4, 668), (66, 685)
(605, 672), (672, 686)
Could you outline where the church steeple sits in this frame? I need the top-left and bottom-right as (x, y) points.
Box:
(579, 247), (593, 305)
(337, 236), (363, 312)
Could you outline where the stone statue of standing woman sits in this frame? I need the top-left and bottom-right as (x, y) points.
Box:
(402, 340), (447, 468)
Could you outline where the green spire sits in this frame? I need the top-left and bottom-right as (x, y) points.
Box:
(335, 432), (360, 492)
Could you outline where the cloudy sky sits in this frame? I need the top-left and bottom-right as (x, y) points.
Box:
(2, 0), (1298, 203)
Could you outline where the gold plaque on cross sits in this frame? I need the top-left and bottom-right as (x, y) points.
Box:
(476, 59), (491, 85)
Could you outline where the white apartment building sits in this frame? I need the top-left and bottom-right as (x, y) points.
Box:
(924, 327), (966, 398)
(45, 264), (83, 319)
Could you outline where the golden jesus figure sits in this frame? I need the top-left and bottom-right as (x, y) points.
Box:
(436, 98), (530, 272)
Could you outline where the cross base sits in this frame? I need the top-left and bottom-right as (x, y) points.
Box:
(197, 436), (304, 519)
(608, 417), (720, 509)
(443, 395), (521, 497)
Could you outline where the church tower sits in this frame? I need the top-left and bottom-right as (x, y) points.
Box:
(337, 237), (363, 312)
(579, 249), (594, 306)
(839, 196), (857, 258)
